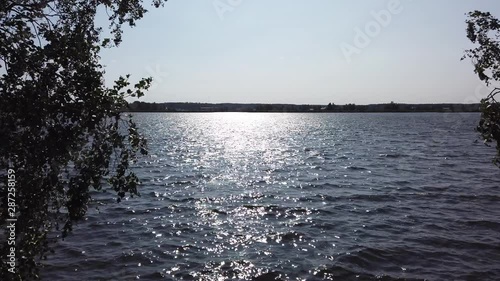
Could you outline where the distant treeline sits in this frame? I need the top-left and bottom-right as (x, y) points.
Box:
(128, 101), (480, 113)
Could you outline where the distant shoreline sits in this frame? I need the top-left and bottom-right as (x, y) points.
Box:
(127, 101), (481, 113)
(126, 111), (482, 113)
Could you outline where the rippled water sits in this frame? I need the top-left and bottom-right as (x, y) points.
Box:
(42, 113), (500, 280)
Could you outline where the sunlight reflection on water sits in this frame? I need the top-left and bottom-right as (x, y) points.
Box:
(42, 113), (500, 281)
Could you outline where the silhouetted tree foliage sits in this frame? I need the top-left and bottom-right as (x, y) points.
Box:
(463, 10), (500, 167)
(0, 0), (167, 279)
(326, 102), (333, 111)
(128, 101), (479, 113)
(384, 101), (399, 112)
(343, 103), (356, 112)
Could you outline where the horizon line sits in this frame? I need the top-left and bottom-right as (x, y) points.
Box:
(131, 101), (482, 106)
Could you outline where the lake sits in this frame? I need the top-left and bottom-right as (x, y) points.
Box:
(42, 113), (500, 280)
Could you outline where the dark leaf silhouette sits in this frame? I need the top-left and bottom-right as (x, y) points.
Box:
(0, 0), (166, 279)
(464, 11), (500, 167)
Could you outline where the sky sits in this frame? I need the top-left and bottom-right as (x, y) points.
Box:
(99, 0), (500, 105)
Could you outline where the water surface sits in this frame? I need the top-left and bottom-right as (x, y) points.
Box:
(42, 113), (500, 280)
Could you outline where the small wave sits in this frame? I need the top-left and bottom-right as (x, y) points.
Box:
(238, 205), (315, 218)
(379, 153), (407, 158)
(409, 235), (500, 252)
(267, 231), (307, 243)
(294, 182), (340, 190)
(166, 180), (194, 186)
(252, 271), (283, 281)
(311, 193), (397, 203)
(168, 197), (196, 203)
(464, 220), (500, 230)
(313, 264), (423, 281)
(198, 208), (228, 217)
(345, 166), (368, 170)
(190, 260), (272, 281)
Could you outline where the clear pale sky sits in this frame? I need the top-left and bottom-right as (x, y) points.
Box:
(99, 0), (500, 105)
